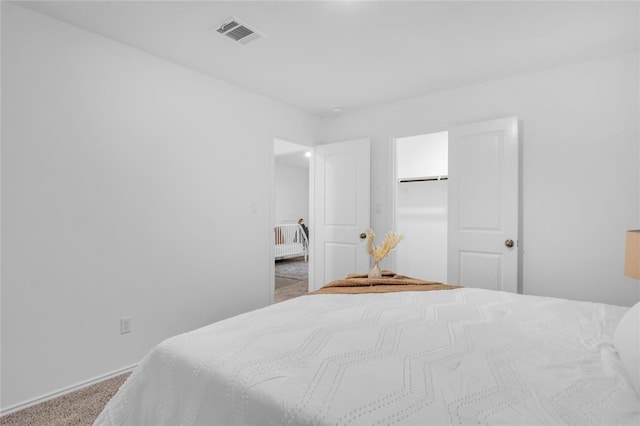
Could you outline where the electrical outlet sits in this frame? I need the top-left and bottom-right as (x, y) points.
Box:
(120, 317), (132, 334)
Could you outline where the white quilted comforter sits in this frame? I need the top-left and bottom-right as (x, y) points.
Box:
(95, 288), (640, 425)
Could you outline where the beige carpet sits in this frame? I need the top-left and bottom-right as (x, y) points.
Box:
(0, 373), (130, 426)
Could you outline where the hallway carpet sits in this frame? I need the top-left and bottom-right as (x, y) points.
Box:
(274, 256), (309, 303)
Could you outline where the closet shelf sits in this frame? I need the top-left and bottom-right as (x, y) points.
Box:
(398, 175), (448, 183)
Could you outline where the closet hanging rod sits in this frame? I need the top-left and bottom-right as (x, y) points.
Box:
(399, 175), (448, 183)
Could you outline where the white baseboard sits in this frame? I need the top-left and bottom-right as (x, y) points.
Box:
(0, 364), (138, 416)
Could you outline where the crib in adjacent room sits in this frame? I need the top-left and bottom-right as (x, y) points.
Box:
(274, 223), (308, 261)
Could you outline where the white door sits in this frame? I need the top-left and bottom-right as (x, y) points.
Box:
(447, 117), (519, 292)
(312, 139), (370, 290)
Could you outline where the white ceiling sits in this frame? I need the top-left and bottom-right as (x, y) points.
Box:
(16, 1), (639, 117)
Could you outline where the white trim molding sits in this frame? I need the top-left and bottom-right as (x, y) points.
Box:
(0, 364), (137, 416)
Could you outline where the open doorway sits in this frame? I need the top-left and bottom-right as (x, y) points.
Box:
(273, 139), (312, 303)
(393, 131), (449, 282)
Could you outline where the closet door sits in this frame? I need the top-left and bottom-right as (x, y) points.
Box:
(448, 117), (519, 293)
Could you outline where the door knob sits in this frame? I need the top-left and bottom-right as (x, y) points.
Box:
(360, 232), (367, 239)
(505, 239), (514, 248)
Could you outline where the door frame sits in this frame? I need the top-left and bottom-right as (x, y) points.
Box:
(390, 119), (522, 292)
(390, 127), (449, 276)
(269, 138), (315, 305)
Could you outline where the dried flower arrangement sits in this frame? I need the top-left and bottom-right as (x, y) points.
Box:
(365, 228), (404, 278)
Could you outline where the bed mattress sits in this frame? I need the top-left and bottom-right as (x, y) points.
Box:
(95, 288), (639, 425)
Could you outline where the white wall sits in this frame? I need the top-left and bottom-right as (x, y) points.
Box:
(396, 132), (448, 180)
(322, 52), (640, 307)
(396, 181), (448, 282)
(1, 3), (320, 411)
(395, 133), (449, 281)
(275, 163), (309, 224)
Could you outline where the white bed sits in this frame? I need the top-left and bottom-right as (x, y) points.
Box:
(275, 223), (308, 261)
(95, 288), (640, 425)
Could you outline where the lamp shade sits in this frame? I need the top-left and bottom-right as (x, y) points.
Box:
(625, 230), (640, 279)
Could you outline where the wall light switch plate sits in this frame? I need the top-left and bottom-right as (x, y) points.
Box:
(120, 317), (132, 334)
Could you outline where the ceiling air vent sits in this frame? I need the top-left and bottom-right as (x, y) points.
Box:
(215, 18), (262, 45)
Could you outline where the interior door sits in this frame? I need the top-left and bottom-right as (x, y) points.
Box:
(447, 117), (519, 292)
(312, 139), (370, 290)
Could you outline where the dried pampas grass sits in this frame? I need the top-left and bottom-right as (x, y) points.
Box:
(365, 229), (404, 263)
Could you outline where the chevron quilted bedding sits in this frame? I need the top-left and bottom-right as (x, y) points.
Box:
(95, 288), (640, 425)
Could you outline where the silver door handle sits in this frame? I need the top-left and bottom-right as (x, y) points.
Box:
(505, 239), (514, 248)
